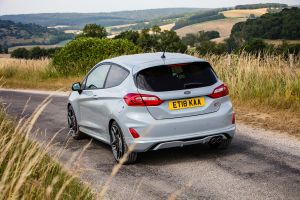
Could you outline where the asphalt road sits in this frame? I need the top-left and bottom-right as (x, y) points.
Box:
(1, 89), (300, 200)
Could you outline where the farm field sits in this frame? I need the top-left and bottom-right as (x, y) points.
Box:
(176, 18), (246, 38)
(8, 39), (71, 52)
(159, 23), (175, 31)
(221, 8), (268, 18)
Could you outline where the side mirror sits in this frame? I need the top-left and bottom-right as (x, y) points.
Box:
(72, 82), (82, 94)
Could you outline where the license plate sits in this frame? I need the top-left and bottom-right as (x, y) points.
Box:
(168, 97), (205, 110)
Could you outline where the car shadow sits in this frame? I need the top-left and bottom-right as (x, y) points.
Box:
(80, 134), (254, 166)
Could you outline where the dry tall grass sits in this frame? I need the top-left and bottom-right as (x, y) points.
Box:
(203, 53), (300, 113)
(0, 58), (80, 90)
(0, 100), (94, 199)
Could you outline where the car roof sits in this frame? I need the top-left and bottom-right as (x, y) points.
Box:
(102, 52), (206, 72)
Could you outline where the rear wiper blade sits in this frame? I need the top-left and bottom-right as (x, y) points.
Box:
(184, 82), (204, 89)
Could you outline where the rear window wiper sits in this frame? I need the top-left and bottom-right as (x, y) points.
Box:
(184, 82), (204, 89)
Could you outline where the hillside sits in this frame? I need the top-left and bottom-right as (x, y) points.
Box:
(0, 8), (203, 28)
(0, 20), (74, 47)
(172, 9), (226, 30)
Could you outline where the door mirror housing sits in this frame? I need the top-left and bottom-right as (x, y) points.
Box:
(72, 82), (82, 94)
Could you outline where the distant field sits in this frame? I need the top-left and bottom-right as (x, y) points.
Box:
(264, 39), (300, 46)
(176, 18), (246, 38)
(159, 23), (175, 31)
(0, 54), (10, 58)
(8, 39), (71, 52)
(221, 8), (268, 18)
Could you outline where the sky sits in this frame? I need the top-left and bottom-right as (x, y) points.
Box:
(0, 0), (299, 15)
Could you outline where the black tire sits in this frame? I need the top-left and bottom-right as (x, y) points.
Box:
(67, 105), (85, 140)
(208, 137), (232, 150)
(109, 121), (137, 164)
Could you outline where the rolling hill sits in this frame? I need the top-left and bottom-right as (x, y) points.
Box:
(0, 8), (203, 28)
(0, 20), (74, 47)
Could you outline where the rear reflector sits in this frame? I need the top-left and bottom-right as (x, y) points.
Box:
(232, 113), (236, 124)
(129, 128), (140, 138)
(208, 84), (229, 99)
(124, 93), (164, 106)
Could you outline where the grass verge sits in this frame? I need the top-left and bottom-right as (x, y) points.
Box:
(0, 105), (94, 199)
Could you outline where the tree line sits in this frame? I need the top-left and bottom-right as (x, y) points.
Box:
(172, 9), (226, 30)
(235, 3), (288, 9)
(231, 7), (300, 40)
(11, 47), (60, 59)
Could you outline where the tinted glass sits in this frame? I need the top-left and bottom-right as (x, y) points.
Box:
(136, 62), (218, 92)
(105, 65), (129, 88)
(85, 64), (110, 89)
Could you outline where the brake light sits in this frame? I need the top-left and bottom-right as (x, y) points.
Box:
(123, 93), (164, 106)
(129, 128), (140, 138)
(208, 84), (229, 99)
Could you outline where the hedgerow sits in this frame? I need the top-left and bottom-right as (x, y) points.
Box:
(52, 37), (142, 76)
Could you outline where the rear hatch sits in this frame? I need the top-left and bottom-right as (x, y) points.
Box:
(135, 62), (221, 120)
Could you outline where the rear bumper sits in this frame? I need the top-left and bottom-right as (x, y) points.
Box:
(131, 126), (235, 152)
(118, 101), (236, 152)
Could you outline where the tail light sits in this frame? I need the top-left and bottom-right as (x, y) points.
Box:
(232, 113), (236, 124)
(129, 128), (140, 138)
(123, 93), (164, 106)
(208, 84), (229, 99)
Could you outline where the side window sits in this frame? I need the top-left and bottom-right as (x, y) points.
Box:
(105, 64), (129, 88)
(85, 64), (110, 89)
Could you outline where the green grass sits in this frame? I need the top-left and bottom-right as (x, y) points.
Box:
(0, 106), (94, 199)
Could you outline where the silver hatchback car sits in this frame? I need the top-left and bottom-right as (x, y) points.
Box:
(68, 52), (235, 164)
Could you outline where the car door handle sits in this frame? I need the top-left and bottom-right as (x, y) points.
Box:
(93, 95), (100, 99)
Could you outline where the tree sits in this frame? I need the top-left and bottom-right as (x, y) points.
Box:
(205, 31), (220, 40)
(182, 33), (198, 46)
(182, 31), (221, 47)
(78, 24), (107, 38)
(11, 48), (30, 59)
(137, 28), (158, 52)
(116, 26), (187, 53)
(114, 30), (139, 45)
(159, 30), (187, 53)
(151, 25), (161, 34)
(29, 47), (45, 59)
(243, 39), (268, 55)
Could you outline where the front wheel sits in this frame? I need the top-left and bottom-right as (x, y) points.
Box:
(67, 105), (85, 140)
(110, 121), (137, 164)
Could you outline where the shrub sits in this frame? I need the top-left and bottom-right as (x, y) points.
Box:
(11, 48), (30, 59)
(52, 37), (142, 76)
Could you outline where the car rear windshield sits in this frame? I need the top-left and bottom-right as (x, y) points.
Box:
(136, 62), (218, 92)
